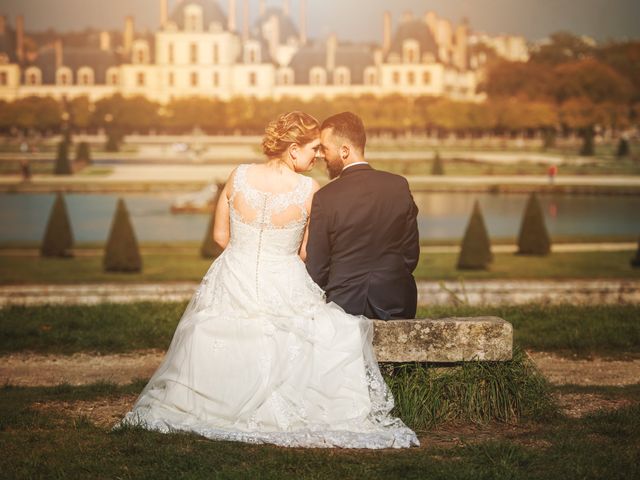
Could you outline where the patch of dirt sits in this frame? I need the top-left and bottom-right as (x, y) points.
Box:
(552, 392), (634, 418)
(0, 350), (163, 387)
(525, 350), (640, 386)
(32, 395), (138, 428)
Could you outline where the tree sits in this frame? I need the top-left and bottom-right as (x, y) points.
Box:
(516, 193), (551, 255)
(530, 32), (596, 66)
(75, 141), (91, 164)
(431, 151), (444, 175)
(631, 238), (640, 268)
(201, 183), (226, 258)
(104, 198), (142, 272)
(54, 141), (73, 175)
(457, 200), (493, 270)
(41, 192), (74, 257)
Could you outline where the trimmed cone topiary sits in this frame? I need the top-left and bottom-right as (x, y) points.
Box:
(431, 150), (444, 175)
(104, 198), (142, 272)
(54, 141), (73, 175)
(456, 200), (493, 270)
(75, 141), (91, 164)
(201, 183), (226, 259)
(631, 237), (640, 268)
(41, 192), (74, 258)
(517, 192), (551, 255)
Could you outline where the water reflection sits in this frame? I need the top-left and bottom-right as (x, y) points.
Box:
(0, 192), (638, 243)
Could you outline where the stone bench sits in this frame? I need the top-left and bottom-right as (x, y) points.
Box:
(372, 317), (512, 362)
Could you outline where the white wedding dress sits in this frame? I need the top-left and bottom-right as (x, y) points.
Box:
(117, 164), (419, 449)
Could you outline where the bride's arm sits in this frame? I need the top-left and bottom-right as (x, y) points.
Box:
(212, 169), (236, 249)
(299, 179), (321, 261)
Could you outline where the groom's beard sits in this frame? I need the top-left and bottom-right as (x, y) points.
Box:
(326, 160), (343, 180)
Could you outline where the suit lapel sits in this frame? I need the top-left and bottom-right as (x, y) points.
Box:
(339, 163), (373, 179)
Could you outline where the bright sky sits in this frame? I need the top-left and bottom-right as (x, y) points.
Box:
(1, 0), (639, 42)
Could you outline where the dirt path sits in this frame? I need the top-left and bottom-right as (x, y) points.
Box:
(3, 349), (639, 431)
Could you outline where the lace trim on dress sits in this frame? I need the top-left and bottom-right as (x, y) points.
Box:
(229, 164), (312, 230)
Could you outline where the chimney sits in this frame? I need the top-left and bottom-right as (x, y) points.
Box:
(268, 13), (280, 58)
(299, 0), (307, 44)
(124, 16), (134, 55)
(259, 0), (265, 16)
(242, 0), (249, 41)
(228, 0), (236, 32)
(283, 0), (290, 17)
(382, 11), (391, 55)
(16, 15), (25, 63)
(100, 31), (112, 51)
(326, 33), (336, 71)
(54, 39), (63, 69)
(160, 0), (168, 28)
(0, 15), (6, 35)
(455, 22), (468, 71)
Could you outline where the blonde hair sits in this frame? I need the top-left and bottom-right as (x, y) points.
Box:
(262, 111), (320, 158)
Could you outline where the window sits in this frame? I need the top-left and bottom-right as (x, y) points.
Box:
(392, 71), (400, 85)
(334, 67), (350, 86)
(212, 72), (219, 86)
(108, 72), (119, 85)
(0, 71), (7, 86)
(310, 67), (326, 86)
(213, 44), (219, 64)
(190, 43), (198, 64)
(407, 71), (415, 85)
(248, 49), (256, 64)
(25, 68), (41, 86)
(168, 72), (174, 87)
(168, 43), (174, 64)
(422, 71), (431, 85)
(81, 73), (90, 85)
(248, 72), (256, 87)
(57, 68), (72, 86)
(190, 72), (198, 87)
(137, 49), (145, 64)
(28, 73), (37, 85)
(137, 72), (145, 86)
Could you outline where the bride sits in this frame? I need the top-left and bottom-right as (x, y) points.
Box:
(116, 111), (419, 449)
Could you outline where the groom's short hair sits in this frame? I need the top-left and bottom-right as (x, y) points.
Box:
(321, 112), (366, 154)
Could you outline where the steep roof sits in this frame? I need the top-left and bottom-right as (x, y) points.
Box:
(33, 45), (120, 84)
(288, 41), (375, 85)
(387, 19), (439, 61)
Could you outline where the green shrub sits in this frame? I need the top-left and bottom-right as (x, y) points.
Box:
(457, 200), (493, 270)
(54, 141), (73, 175)
(431, 150), (444, 175)
(40, 192), (74, 258)
(517, 192), (551, 255)
(75, 142), (91, 164)
(103, 198), (142, 272)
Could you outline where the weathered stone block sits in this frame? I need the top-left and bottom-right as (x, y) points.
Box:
(372, 317), (512, 362)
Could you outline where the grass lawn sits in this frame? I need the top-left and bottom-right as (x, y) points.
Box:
(0, 380), (638, 479)
(1, 250), (638, 285)
(1, 303), (638, 358)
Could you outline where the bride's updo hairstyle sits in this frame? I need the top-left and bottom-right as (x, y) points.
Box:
(262, 111), (320, 159)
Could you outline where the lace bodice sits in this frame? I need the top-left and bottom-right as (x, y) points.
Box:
(228, 164), (313, 256)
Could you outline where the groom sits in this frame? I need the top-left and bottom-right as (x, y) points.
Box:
(306, 112), (420, 320)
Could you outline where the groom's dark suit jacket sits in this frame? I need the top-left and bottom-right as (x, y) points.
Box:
(306, 164), (420, 320)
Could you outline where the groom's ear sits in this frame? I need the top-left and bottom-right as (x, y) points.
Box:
(340, 145), (350, 160)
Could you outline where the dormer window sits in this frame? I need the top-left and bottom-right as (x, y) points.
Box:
(190, 43), (198, 64)
(0, 71), (7, 86)
(56, 67), (72, 86)
(407, 71), (415, 85)
(403, 40), (420, 64)
(168, 43), (174, 64)
(334, 67), (350, 86)
(244, 43), (260, 64)
(106, 68), (119, 85)
(248, 72), (257, 87)
(78, 67), (94, 86)
(364, 67), (377, 85)
(184, 4), (204, 32)
(310, 67), (326, 86)
(278, 68), (293, 85)
(25, 67), (42, 86)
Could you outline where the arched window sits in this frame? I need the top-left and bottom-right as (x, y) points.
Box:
(364, 67), (377, 85)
